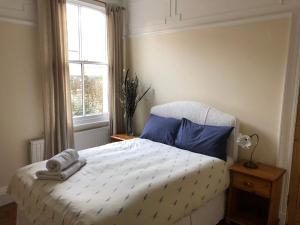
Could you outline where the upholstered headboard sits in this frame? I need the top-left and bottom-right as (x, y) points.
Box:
(151, 101), (239, 161)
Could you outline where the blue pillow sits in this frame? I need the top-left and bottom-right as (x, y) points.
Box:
(140, 114), (181, 146)
(175, 118), (233, 160)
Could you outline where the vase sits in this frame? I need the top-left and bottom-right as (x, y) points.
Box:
(126, 115), (134, 136)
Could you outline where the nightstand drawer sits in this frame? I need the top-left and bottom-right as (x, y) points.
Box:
(232, 172), (271, 198)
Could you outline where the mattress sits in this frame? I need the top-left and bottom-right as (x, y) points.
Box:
(9, 138), (230, 225)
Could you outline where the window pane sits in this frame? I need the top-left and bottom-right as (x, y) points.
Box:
(66, 1), (109, 122)
(84, 64), (108, 115)
(67, 3), (80, 60)
(69, 63), (83, 116)
(81, 6), (107, 62)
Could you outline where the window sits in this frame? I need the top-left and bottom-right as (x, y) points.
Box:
(66, 0), (108, 126)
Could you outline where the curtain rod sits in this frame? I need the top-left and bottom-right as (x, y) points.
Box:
(92, 0), (126, 9)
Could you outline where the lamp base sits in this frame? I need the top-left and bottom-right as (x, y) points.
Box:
(243, 161), (258, 169)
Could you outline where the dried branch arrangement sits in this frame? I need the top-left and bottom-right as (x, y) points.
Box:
(121, 69), (151, 135)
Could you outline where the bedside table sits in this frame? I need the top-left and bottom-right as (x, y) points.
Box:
(226, 161), (285, 225)
(110, 134), (137, 142)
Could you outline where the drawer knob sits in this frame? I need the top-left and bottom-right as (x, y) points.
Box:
(244, 181), (253, 187)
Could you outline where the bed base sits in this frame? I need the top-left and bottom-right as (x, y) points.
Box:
(17, 192), (225, 225)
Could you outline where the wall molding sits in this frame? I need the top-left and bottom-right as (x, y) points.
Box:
(0, 16), (36, 26)
(127, 12), (291, 38)
(128, 12), (292, 36)
(127, 0), (169, 29)
(177, 0), (283, 22)
(0, 0), (37, 26)
(126, 0), (300, 36)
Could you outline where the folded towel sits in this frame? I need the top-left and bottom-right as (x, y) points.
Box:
(36, 158), (86, 181)
(46, 149), (79, 172)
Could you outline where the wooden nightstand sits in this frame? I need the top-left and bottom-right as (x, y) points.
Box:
(110, 134), (137, 142)
(226, 161), (285, 225)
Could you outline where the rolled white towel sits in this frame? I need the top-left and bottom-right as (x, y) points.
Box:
(46, 149), (79, 172)
(36, 158), (86, 181)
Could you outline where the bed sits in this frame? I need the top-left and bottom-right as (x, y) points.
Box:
(8, 101), (239, 225)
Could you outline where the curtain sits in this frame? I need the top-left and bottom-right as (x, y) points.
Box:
(107, 5), (125, 135)
(37, 0), (74, 159)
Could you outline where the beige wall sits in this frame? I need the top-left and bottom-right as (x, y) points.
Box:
(128, 18), (290, 165)
(0, 21), (43, 187)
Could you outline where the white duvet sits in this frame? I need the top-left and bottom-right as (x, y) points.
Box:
(8, 138), (230, 225)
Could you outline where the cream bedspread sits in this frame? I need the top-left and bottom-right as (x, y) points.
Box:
(8, 138), (230, 225)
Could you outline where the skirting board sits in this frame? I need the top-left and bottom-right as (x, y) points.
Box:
(279, 211), (286, 225)
(0, 186), (13, 207)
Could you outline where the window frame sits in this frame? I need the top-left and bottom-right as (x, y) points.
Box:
(67, 0), (109, 127)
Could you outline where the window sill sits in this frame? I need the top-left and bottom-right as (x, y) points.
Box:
(74, 120), (109, 132)
(73, 113), (109, 132)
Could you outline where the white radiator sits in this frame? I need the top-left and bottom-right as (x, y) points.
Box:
(29, 126), (110, 163)
(29, 139), (45, 163)
(74, 126), (110, 150)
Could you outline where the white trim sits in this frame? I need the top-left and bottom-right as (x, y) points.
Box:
(0, 186), (13, 207)
(0, 16), (36, 26)
(74, 120), (109, 132)
(127, 12), (291, 38)
(279, 211), (286, 225)
(68, 0), (106, 11)
(73, 113), (109, 127)
(276, 9), (300, 225)
(0, 186), (7, 195)
(67, 2), (109, 123)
